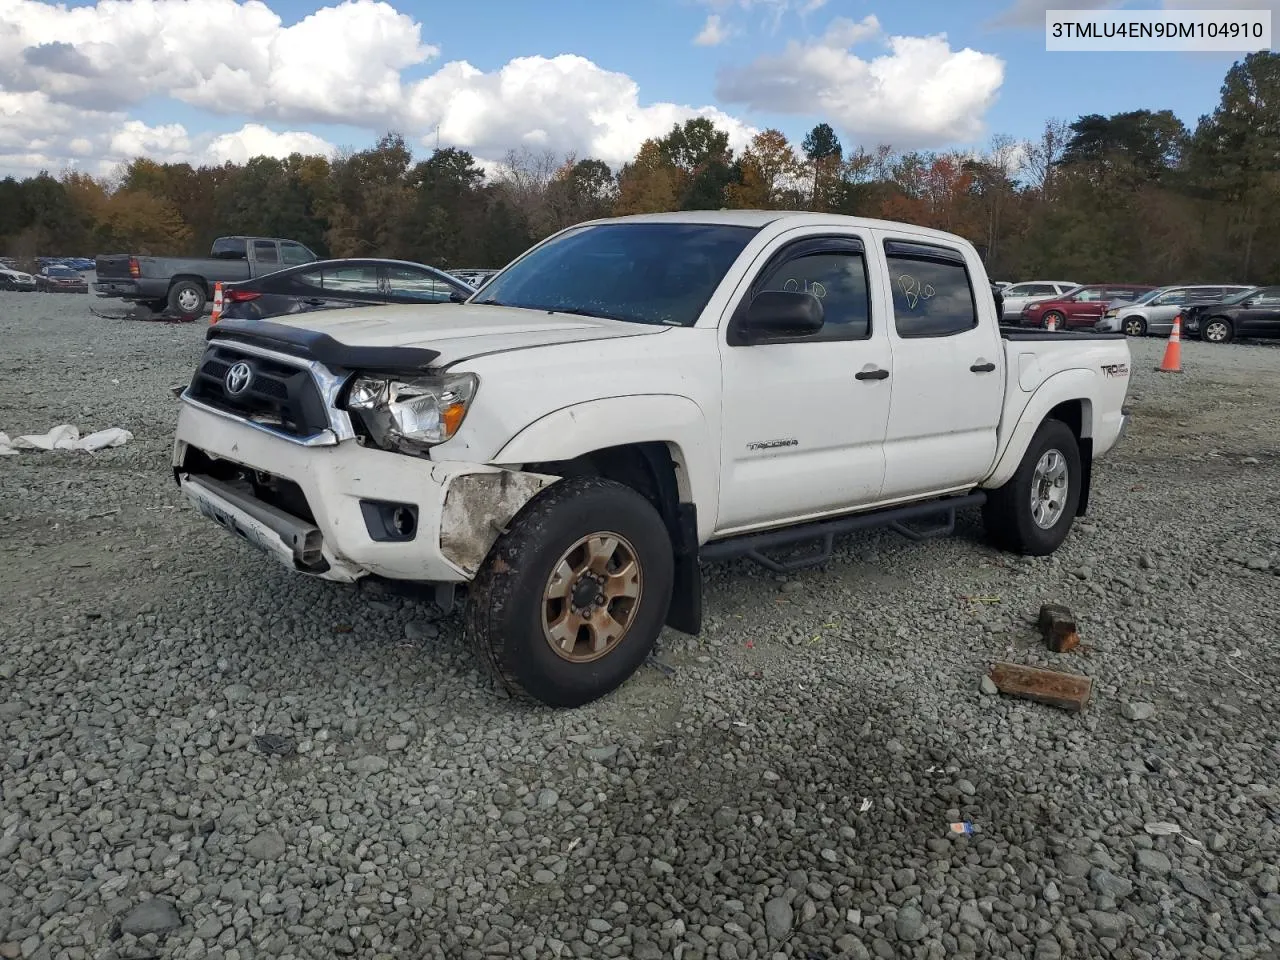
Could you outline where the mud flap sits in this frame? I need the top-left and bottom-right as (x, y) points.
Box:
(665, 503), (702, 635)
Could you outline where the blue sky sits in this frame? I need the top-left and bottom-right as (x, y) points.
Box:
(0, 0), (1269, 178)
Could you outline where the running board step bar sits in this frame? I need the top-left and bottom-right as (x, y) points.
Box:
(700, 492), (987, 574)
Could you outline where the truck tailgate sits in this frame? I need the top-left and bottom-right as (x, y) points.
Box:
(95, 254), (134, 280)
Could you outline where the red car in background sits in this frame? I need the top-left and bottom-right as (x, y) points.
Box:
(1021, 283), (1156, 329)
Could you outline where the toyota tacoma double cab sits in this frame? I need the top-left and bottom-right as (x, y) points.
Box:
(172, 212), (1132, 707)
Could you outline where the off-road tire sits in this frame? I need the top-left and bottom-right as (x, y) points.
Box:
(982, 418), (1082, 556)
(168, 280), (206, 317)
(466, 476), (674, 708)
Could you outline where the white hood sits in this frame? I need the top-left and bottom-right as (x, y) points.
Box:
(269, 302), (667, 365)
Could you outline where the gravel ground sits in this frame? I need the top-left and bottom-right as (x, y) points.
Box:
(2, 292), (1279, 960)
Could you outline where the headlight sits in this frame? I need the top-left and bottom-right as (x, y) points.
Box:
(345, 372), (477, 453)
(1103, 308), (1118, 317)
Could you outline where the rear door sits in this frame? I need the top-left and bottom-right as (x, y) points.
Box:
(878, 234), (1004, 498)
(290, 263), (384, 313)
(716, 230), (892, 531)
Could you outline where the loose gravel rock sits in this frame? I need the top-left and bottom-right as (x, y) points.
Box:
(2, 296), (1280, 958)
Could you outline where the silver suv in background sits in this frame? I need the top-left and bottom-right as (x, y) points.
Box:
(1099, 284), (1253, 336)
(1000, 280), (1080, 321)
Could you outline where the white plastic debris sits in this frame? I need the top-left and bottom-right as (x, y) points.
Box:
(0, 424), (133, 455)
(1145, 822), (1182, 836)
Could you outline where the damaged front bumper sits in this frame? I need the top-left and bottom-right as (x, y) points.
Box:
(173, 399), (557, 584)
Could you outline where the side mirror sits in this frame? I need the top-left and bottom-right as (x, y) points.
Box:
(740, 290), (824, 340)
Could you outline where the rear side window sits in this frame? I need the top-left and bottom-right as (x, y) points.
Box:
(885, 241), (977, 338)
(211, 238), (247, 260)
(253, 240), (279, 265)
(318, 265), (380, 294)
(280, 242), (313, 266)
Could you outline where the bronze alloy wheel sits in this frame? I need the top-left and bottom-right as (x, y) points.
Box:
(542, 532), (643, 663)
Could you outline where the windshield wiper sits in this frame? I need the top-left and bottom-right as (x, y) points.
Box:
(541, 305), (636, 324)
(474, 297), (508, 306)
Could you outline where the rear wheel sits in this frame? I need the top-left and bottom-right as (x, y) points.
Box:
(1122, 316), (1147, 337)
(1202, 317), (1233, 344)
(466, 477), (674, 708)
(983, 419), (1081, 556)
(168, 280), (206, 316)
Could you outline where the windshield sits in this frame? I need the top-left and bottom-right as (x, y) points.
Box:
(1222, 287), (1258, 304)
(472, 222), (760, 326)
(1129, 287), (1169, 305)
(49, 266), (78, 276)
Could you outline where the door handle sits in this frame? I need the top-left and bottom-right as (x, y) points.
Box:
(302, 297), (326, 307)
(970, 361), (996, 373)
(855, 367), (890, 381)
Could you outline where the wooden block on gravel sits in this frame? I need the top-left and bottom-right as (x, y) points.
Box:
(1038, 602), (1080, 653)
(988, 662), (1093, 712)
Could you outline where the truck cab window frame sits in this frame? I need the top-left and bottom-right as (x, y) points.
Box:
(727, 235), (873, 347)
(884, 239), (979, 339)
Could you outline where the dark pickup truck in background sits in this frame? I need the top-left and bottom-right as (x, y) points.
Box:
(94, 236), (317, 315)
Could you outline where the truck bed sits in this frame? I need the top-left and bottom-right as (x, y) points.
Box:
(1000, 326), (1127, 341)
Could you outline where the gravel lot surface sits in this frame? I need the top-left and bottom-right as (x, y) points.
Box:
(2, 292), (1279, 960)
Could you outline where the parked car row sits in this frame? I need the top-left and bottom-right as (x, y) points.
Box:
(0, 263), (89, 293)
(996, 278), (1280, 344)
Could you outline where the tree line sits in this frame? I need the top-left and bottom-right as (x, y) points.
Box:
(3, 52), (1280, 285)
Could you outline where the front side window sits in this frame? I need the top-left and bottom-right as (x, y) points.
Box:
(1155, 289), (1188, 305)
(280, 242), (313, 266)
(886, 243), (977, 338)
(1073, 287), (1108, 302)
(751, 249), (871, 341)
(473, 222), (760, 327)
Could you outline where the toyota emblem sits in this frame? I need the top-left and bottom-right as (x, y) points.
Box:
(225, 361), (253, 395)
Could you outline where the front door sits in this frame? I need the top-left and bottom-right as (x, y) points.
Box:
(1236, 288), (1280, 337)
(879, 235), (1005, 498)
(716, 233), (893, 532)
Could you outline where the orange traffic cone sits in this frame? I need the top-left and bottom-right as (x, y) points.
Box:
(1156, 312), (1183, 373)
(210, 282), (223, 325)
(1046, 314), (1057, 331)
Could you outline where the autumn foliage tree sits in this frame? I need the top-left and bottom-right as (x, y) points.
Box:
(5, 52), (1280, 284)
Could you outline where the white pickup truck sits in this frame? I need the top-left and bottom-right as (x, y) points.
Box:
(173, 211), (1132, 707)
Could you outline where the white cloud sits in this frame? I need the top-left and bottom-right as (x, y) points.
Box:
(0, 0), (763, 177)
(401, 54), (757, 168)
(0, 91), (334, 178)
(716, 17), (1005, 148)
(0, 0), (435, 125)
(694, 14), (730, 46)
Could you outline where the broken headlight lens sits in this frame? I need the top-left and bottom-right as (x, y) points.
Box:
(345, 373), (478, 452)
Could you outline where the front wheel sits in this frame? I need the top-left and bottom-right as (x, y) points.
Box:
(1201, 317), (1233, 344)
(983, 419), (1082, 556)
(1122, 316), (1147, 337)
(1043, 310), (1065, 330)
(465, 477), (674, 708)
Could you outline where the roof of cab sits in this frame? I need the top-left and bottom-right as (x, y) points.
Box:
(590, 209), (978, 247)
